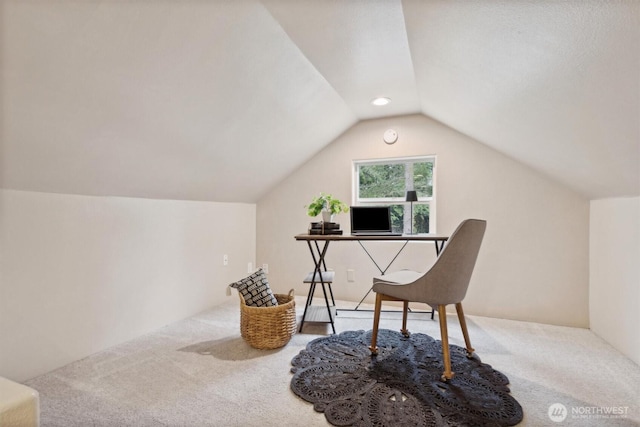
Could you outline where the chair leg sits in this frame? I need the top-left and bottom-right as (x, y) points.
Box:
(437, 304), (453, 381)
(369, 293), (383, 355)
(455, 302), (475, 357)
(401, 300), (410, 337)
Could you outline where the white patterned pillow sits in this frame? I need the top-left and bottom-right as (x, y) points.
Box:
(230, 269), (278, 307)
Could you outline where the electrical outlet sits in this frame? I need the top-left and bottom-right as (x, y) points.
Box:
(247, 262), (253, 273)
(262, 263), (269, 274)
(223, 254), (228, 266)
(226, 285), (231, 296)
(347, 269), (355, 282)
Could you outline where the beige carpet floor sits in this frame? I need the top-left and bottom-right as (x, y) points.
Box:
(25, 296), (640, 426)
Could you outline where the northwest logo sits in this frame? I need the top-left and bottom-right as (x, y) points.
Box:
(548, 403), (568, 422)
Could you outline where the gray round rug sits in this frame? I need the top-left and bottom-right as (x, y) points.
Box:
(290, 329), (523, 426)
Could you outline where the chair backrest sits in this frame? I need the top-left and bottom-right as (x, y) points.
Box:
(419, 219), (486, 305)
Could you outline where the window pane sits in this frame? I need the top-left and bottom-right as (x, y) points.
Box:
(389, 204), (404, 233)
(389, 203), (430, 233)
(359, 164), (405, 198)
(413, 161), (433, 198)
(413, 204), (430, 233)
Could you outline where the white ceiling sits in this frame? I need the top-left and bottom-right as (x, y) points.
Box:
(1, 0), (638, 202)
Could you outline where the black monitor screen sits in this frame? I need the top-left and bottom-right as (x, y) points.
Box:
(350, 206), (392, 232)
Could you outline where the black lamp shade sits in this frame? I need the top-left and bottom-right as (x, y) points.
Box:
(405, 190), (418, 202)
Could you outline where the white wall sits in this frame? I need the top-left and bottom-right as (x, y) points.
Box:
(589, 197), (640, 365)
(258, 114), (590, 327)
(0, 189), (255, 382)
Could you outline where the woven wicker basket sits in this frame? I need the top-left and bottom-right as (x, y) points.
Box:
(239, 289), (296, 349)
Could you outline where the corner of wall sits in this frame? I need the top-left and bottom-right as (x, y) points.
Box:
(589, 196), (640, 365)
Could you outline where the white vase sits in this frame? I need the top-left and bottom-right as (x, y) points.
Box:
(321, 210), (334, 223)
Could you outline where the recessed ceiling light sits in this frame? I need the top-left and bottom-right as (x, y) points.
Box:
(371, 97), (391, 106)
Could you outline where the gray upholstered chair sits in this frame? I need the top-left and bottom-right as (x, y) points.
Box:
(369, 219), (487, 381)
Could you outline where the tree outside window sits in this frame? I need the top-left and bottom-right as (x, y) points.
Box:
(355, 157), (434, 233)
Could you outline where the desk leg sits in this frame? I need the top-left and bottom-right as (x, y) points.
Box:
(351, 239), (444, 319)
(356, 240), (409, 276)
(312, 241), (336, 307)
(299, 240), (336, 334)
(320, 282), (336, 334)
(353, 287), (374, 311)
(352, 240), (409, 311)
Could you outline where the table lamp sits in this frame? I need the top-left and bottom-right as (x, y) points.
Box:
(406, 190), (418, 234)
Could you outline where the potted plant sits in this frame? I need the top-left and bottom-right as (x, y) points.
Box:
(307, 193), (349, 223)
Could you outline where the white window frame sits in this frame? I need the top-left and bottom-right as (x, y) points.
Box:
(352, 155), (437, 233)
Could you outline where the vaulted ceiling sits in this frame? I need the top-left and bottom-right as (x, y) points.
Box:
(2, 0), (638, 202)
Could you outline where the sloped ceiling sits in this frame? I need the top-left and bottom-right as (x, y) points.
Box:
(1, 0), (638, 202)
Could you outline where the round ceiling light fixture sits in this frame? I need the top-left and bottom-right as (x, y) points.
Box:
(371, 97), (391, 106)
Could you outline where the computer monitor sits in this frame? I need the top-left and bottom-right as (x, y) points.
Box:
(350, 206), (395, 235)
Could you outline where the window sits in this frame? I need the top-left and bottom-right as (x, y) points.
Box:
(353, 156), (435, 233)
